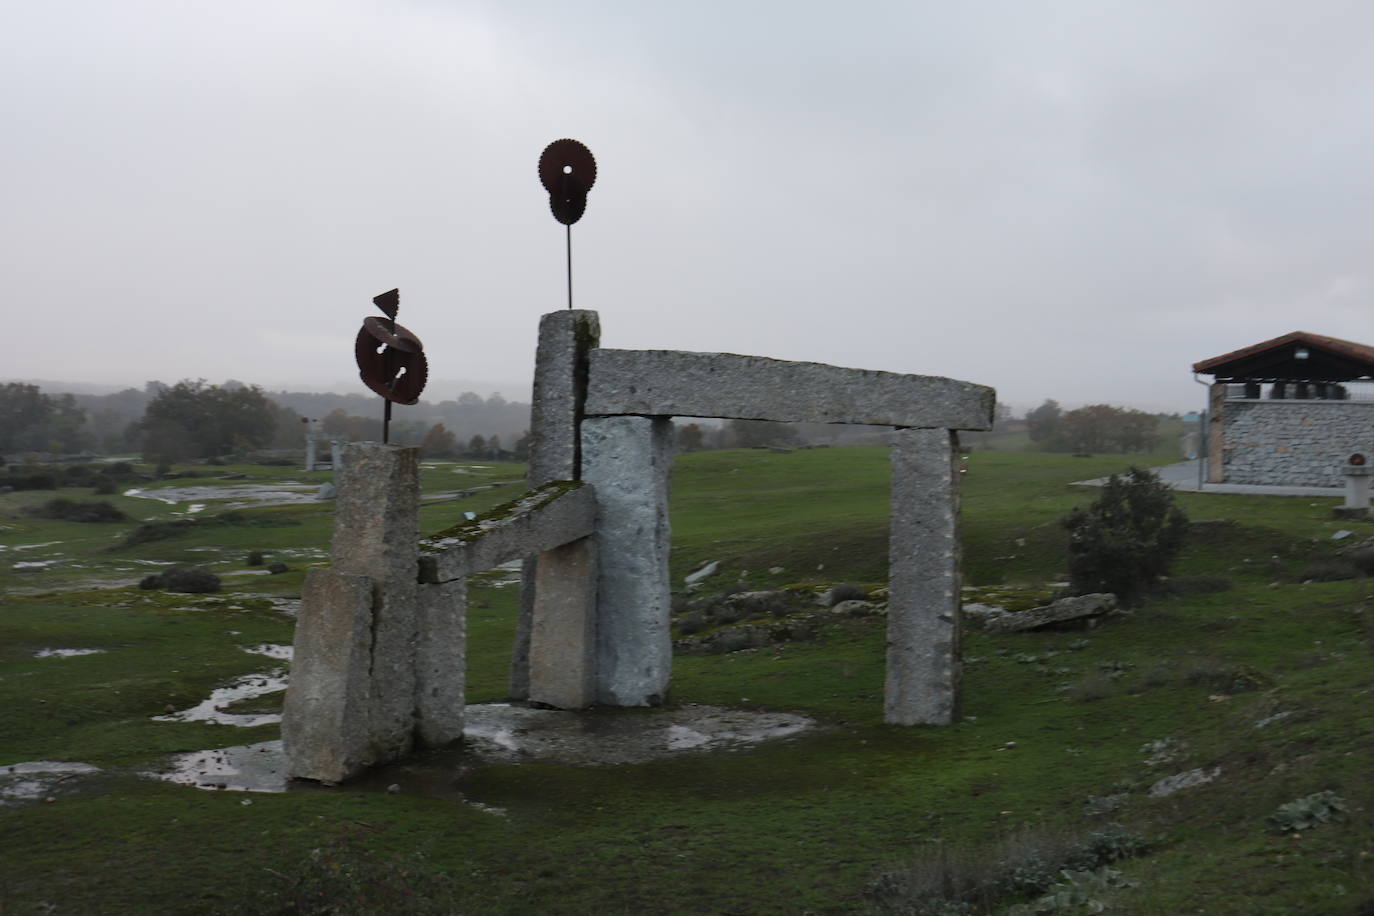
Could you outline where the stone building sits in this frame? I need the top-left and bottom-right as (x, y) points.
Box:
(1193, 331), (1374, 486)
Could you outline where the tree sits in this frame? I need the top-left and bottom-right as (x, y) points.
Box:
(139, 380), (278, 461)
(511, 430), (532, 461)
(0, 383), (93, 454)
(1062, 466), (1188, 605)
(1025, 399), (1061, 443)
(1052, 405), (1159, 454)
(726, 419), (802, 448)
(420, 423), (459, 458)
(466, 434), (487, 458)
(676, 422), (705, 453)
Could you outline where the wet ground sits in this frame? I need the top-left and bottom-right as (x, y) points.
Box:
(122, 483), (322, 510)
(147, 703), (814, 799)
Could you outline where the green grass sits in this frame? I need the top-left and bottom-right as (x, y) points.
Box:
(1, 448), (1372, 913)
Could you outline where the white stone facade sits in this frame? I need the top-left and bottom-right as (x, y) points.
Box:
(1221, 400), (1374, 486)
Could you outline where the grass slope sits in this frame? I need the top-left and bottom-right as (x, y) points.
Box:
(0, 449), (1371, 913)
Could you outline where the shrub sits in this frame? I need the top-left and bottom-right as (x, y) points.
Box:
(1267, 791), (1347, 832)
(92, 478), (117, 495)
(161, 567), (221, 593)
(1061, 467), (1188, 605)
(23, 498), (129, 523)
(138, 574), (164, 590)
(267, 562), (289, 575)
(246, 551), (265, 566)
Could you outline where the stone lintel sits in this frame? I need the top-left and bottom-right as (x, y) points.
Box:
(528, 537), (598, 709)
(414, 580), (467, 747)
(418, 482), (596, 584)
(282, 568), (376, 783)
(582, 416), (674, 707)
(585, 349), (995, 430)
(886, 428), (962, 725)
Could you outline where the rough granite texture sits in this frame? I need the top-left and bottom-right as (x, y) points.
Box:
(585, 348), (995, 430)
(414, 580), (466, 746)
(582, 415), (675, 706)
(284, 442), (419, 780)
(886, 428), (962, 725)
(418, 483), (596, 583)
(515, 310), (601, 699)
(1220, 399), (1374, 486)
(528, 537), (599, 709)
(983, 593), (1116, 634)
(282, 568), (375, 783)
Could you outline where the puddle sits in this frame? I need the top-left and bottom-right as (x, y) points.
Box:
(12, 560), (59, 570)
(34, 648), (107, 658)
(3, 541), (64, 553)
(1, 761), (101, 804)
(244, 644), (292, 661)
(457, 703), (813, 766)
(150, 703), (813, 796)
(123, 484), (319, 509)
(152, 670), (287, 727)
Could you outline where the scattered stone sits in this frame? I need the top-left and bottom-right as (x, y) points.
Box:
(768, 566), (784, 575)
(315, 481), (337, 500)
(830, 599), (878, 617)
(684, 560), (720, 586)
(983, 593), (1116, 633)
(1149, 767), (1220, 798)
(962, 602), (1009, 628)
(1332, 529), (1354, 540)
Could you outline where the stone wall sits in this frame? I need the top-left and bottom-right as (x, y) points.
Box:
(1221, 400), (1374, 486)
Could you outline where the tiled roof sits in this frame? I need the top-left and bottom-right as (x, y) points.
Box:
(1193, 331), (1374, 376)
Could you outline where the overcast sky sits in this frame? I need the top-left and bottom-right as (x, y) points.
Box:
(6, 1), (1374, 414)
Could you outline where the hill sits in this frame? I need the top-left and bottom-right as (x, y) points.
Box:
(0, 448), (1370, 912)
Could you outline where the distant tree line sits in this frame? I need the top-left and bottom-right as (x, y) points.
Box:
(1025, 399), (1162, 454)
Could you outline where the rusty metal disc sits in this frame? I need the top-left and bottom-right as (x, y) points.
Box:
(539, 139), (596, 225)
(361, 315), (422, 354)
(355, 320), (428, 405)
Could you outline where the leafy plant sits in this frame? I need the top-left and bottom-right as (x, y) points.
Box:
(1267, 791), (1348, 832)
(1061, 466), (1188, 605)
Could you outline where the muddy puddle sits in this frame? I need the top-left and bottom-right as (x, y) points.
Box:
(123, 483), (322, 509)
(1, 761), (102, 805)
(33, 648), (107, 658)
(149, 703), (815, 798)
(153, 670), (287, 728)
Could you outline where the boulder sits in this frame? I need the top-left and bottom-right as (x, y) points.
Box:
(983, 593), (1116, 634)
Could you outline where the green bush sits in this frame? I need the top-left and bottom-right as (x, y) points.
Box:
(23, 498), (129, 523)
(1267, 791), (1347, 832)
(1061, 467), (1188, 605)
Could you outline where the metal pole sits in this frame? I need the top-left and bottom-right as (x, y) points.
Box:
(566, 224), (573, 310)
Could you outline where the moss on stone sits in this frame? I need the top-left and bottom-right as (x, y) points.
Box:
(419, 480), (584, 551)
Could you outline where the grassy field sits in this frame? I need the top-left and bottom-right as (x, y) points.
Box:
(1, 447), (1372, 913)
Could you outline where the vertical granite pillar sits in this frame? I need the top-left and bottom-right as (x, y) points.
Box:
(512, 310), (601, 699)
(304, 437), (317, 472)
(886, 427), (962, 725)
(582, 415), (674, 706)
(527, 537), (598, 709)
(1207, 383), (1226, 484)
(414, 579), (466, 746)
(331, 439), (344, 470)
(283, 441), (420, 781)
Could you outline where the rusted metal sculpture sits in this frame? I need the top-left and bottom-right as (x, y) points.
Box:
(355, 288), (428, 443)
(539, 139), (596, 309)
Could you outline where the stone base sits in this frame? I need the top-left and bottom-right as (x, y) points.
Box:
(1332, 506), (1372, 520)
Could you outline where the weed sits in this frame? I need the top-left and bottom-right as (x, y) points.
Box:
(1066, 673), (1115, 703)
(1267, 791), (1348, 833)
(222, 839), (461, 915)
